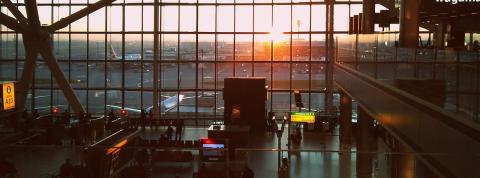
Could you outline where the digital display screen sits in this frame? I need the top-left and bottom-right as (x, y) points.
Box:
(202, 143), (225, 157)
(291, 112), (315, 123)
(202, 143), (224, 148)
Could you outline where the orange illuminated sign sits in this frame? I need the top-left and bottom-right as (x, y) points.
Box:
(107, 139), (128, 155)
(2, 83), (15, 110)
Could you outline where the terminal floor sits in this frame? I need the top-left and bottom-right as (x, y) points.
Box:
(4, 126), (363, 178)
(147, 126), (359, 178)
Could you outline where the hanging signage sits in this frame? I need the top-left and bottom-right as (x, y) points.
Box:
(291, 112), (315, 123)
(2, 83), (15, 111)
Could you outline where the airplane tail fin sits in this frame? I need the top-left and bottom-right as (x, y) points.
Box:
(109, 43), (118, 60)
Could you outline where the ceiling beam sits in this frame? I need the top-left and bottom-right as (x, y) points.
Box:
(48, 0), (116, 31)
(1, 0), (28, 24)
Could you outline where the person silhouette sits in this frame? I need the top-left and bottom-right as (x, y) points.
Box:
(59, 159), (74, 178)
(242, 164), (254, 178)
(175, 120), (183, 141)
(473, 40), (479, 51)
(166, 124), (174, 140)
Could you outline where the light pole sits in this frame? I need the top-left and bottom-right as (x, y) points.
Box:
(296, 19), (301, 40)
(276, 117), (287, 173)
(201, 49), (204, 92)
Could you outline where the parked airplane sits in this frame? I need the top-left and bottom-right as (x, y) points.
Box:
(109, 44), (142, 61)
(106, 94), (187, 114)
(106, 92), (218, 115)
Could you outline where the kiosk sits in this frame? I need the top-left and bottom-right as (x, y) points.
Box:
(223, 78), (267, 131)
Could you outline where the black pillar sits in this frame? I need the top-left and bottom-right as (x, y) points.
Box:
(448, 26), (466, 50)
(433, 21), (447, 49)
(340, 91), (352, 148)
(362, 0), (375, 33)
(357, 106), (374, 178)
(391, 142), (416, 178)
(399, 0), (420, 48)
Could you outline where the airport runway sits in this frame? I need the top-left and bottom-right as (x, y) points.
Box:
(0, 40), (331, 116)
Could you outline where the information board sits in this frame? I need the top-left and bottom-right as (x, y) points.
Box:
(291, 112), (315, 123)
(2, 83), (15, 111)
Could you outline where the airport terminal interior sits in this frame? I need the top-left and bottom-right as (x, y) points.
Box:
(0, 0), (479, 177)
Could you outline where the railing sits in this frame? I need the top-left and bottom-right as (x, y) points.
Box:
(27, 111), (225, 127)
(336, 34), (480, 122)
(7, 144), (480, 178)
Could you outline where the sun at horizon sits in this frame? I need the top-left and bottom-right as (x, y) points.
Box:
(269, 28), (289, 42)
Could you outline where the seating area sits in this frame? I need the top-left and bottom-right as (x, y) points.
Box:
(131, 118), (184, 127)
(138, 138), (198, 163)
(152, 150), (194, 163)
(139, 139), (201, 148)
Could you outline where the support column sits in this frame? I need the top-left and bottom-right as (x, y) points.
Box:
(398, 149), (416, 178)
(152, 0), (159, 117)
(358, 13), (363, 34)
(392, 142), (416, 178)
(339, 91), (352, 148)
(362, 0), (375, 34)
(433, 21), (447, 49)
(339, 149), (352, 178)
(399, 0), (420, 48)
(16, 35), (38, 112)
(357, 106), (374, 178)
(448, 26), (466, 50)
(353, 15), (359, 34)
(325, 0), (335, 113)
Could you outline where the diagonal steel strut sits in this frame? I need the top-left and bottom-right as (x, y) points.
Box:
(38, 41), (86, 113)
(49, 0), (116, 31)
(0, 12), (28, 32)
(16, 35), (39, 113)
(12, 0), (117, 113)
(1, 0), (28, 24)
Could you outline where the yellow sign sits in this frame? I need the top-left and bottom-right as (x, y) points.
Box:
(291, 112), (315, 123)
(2, 83), (15, 110)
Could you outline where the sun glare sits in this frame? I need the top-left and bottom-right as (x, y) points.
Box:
(269, 28), (288, 42)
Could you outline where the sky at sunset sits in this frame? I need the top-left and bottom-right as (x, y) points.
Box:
(0, 1), (399, 42)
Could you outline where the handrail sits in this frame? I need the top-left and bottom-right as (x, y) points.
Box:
(336, 34), (480, 122)
(334, 61), (480, 178)
(336, 62), (480, 141)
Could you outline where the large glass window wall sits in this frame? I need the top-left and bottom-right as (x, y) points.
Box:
(0, 0), (363, 124)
